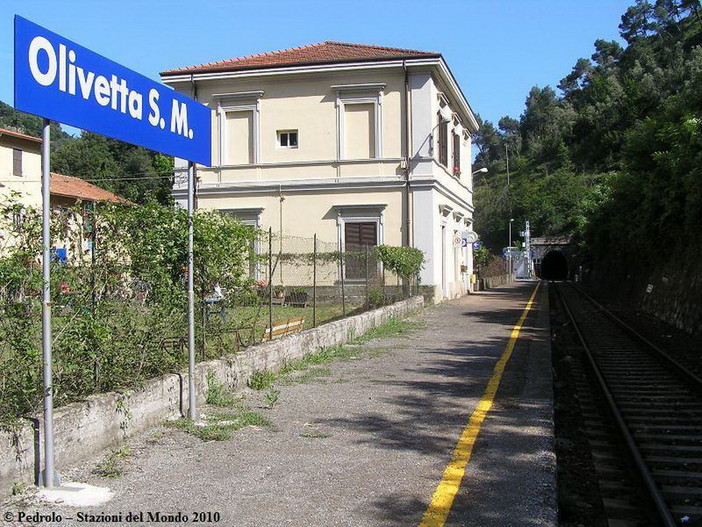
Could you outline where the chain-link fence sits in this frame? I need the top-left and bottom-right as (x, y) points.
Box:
(249, 228), (419, 324)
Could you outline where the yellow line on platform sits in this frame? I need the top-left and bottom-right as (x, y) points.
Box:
(419, 282), (542, 527)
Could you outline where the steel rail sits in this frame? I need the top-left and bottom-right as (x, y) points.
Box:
(570, 284), (702, 392)
(555, 283), (677, 527)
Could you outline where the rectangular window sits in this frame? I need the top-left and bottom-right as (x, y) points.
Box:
(437, 113), (448, 167)
(452, 132), (461, 177)
(12, 148), (22, 177)
(344, 222), (377, 279)
(277, 130), (298, 148)
(344, 103), (375, 159)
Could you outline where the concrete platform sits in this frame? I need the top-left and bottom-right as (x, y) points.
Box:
(15, 281), (555, 526)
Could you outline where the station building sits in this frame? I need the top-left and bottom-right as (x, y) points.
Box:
(161, 42), (480, 302)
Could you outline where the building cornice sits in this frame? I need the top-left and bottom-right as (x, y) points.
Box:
(174, 175), (474, 214)
(163, 57), (477, 131)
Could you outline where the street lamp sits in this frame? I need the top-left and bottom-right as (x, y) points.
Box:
(472, 167), (488, 176)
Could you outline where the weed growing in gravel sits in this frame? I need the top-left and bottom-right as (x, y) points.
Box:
(248, 370), (276, 390)
(168, 408), (270, 441)
(205, 371), (238, 406)
(147, 431), (163, 443)
(264, 388), (280, 407)
(95, 445), (131, 478)
(11, 481), (28, 495)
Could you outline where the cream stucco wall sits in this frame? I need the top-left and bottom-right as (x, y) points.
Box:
(199, 187), (403, 246)
(190, 69), (405, 168)
(0, 136), (42, 209)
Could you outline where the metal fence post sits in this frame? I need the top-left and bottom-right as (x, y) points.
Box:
(268, 227), (273, 336)
(340, 250), (346, 317)
(365, 244), (369, 309)
(201, 280), (207, 360)
(313, 234), (317, 328)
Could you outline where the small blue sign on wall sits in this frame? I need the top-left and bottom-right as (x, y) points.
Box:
(14, 16), (211, 165)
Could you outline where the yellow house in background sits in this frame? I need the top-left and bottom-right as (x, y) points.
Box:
(162, 42), (480, 302)
(0, 128), (42, 209)
(0, 127), (127, 262)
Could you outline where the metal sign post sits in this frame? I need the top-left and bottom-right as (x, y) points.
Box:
(187, 162), (197, 420)
(14, 16), (213, 486)
(41, 118), (58, 488)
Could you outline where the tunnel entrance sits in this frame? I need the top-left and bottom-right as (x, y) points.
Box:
(540, 250), (569, 280)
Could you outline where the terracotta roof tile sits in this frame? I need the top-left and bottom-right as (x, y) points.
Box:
(162, 41), (439, 75)
(50, 173), (130, 204)
(0, 127), (42, 143)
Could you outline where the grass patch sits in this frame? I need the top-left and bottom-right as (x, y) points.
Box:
(95, 445), (131, 478)
(226, 303), (362, 334)
(350, 317), (422, 344)
(168, 408), (270, 441)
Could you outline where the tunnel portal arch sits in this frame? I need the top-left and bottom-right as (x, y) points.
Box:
(540, 250), (569, 280)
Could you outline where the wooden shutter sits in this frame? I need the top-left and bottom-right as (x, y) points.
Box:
(438, 114), (448, 166)
(344, 222), (377, 279)
(12, 148), (22, 176)
(452, 132), (460, 175)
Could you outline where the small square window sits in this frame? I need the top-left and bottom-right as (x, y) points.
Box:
(277, 130), (298, 148)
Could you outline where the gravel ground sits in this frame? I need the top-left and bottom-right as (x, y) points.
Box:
(1, 281), (555, 527)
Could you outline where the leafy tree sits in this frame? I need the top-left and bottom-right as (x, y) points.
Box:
(0, 100), (72, 148)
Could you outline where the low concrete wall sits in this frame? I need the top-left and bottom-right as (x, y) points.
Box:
(477, 274), (512, 290)
(0, 296), (424, 495)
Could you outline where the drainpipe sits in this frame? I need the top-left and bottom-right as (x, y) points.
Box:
(403, 61), (412, 248)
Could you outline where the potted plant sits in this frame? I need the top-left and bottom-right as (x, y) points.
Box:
(273, 286), (285, 298)
(271, 285), (286, 305)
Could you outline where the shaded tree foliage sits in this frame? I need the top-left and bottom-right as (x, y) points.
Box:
(473, 0), (702, 285)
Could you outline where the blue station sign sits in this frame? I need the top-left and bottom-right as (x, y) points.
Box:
(14, 16), (211, 165)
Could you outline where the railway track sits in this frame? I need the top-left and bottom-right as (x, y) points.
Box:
(554, 282), (702, 526)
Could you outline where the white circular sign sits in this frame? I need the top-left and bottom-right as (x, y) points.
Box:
(464, 231), (479, 243)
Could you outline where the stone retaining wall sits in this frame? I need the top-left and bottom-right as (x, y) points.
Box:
(477, 274), (512, 290)
(0, 296), (424, 495)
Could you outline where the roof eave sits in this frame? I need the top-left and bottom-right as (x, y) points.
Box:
(0, 129), (42, 144)
(160, 53), (441, 77)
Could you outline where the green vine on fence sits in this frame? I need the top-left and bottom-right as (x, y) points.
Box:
(375, 245), (424, 280)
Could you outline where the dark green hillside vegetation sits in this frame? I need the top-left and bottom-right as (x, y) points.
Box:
(474, 0), (702, 332)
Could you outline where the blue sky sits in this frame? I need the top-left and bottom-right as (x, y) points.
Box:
(1, 0), (633, 128)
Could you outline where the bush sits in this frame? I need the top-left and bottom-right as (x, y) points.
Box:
(0, 199), (259, 422)
(375, 245), (424, 280)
